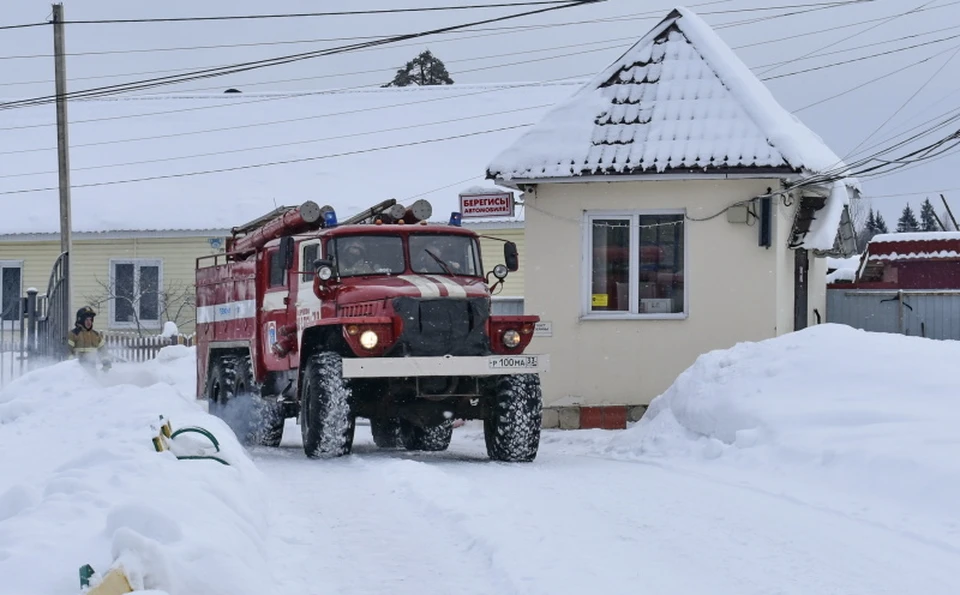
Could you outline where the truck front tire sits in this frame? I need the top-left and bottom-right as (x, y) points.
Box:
(301, 352), (355, 458)
(207, 354), (284, 448)
(484, 373), (542, 462)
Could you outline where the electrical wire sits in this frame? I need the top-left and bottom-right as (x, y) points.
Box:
(1, 103), (553, 179)
(756, 0), (938, 76)
(793, 42), (960, 112)
(0, 21), (48, 31)
(0, 0), (599, 111)
(760, 32), (960, 80)
(56, 2), (595, 25)
(846, 44), (960, 158)
(0, 123), (534, 196)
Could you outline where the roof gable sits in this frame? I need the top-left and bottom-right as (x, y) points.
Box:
(487, 6), (846, 181)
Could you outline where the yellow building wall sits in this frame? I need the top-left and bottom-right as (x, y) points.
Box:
(1, 226), (525, 336)
(0, 236), (224, 335)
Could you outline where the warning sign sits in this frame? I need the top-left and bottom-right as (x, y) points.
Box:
(459, 191), (515, 218)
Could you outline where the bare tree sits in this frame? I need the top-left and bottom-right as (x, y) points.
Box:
(83, 278), (195, 337)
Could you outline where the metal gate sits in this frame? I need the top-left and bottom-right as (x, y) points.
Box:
(826, 288), (960, 340)
(0, 253), (69, 387)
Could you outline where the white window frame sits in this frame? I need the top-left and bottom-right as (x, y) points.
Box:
(0, 260), (24, 328)
(580, 209), (689, 321)
(108, 258), (164, 330)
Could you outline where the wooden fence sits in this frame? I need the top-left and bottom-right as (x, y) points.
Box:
(105, 333), (195, 363)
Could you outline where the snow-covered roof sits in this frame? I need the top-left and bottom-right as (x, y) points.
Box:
(0, 82), (579, 235)
(869, 232), (960, 243)
(486, 7), (848, 181)
(863, 232), (960, 265)
(827, 254), (862, 271)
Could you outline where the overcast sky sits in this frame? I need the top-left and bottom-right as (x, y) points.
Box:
(2, 0), (959, 228)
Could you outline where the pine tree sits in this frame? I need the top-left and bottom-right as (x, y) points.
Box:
(857, 208), (878, 248)
(920, 198), (940, 231)
(896, 204), (920, 232)
(875, 212), (889, 234)
(383, 50), (454, 87)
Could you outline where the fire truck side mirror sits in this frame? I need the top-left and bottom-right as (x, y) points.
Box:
(314, 258), (336, 282)
(504, 241), (519, 272)
(279, 236), (295, 270)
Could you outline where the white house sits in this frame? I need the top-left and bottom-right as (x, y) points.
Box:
(486, 7), (858, 428)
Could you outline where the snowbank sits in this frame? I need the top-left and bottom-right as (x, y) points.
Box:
(0, 346), (271, 595)
(606, 324), (960, 518)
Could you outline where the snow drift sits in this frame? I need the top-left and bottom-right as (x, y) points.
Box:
(0, 347), (272, 595)
(606, 324), (960, 520)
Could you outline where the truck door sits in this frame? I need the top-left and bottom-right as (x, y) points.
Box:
(261, 244), (294, 370)
(293, 238), (324, 368)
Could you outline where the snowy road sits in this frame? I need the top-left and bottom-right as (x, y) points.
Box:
(254, 421), (959, 595)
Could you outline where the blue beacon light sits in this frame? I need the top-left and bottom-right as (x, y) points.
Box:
(449, 211), (463, 227)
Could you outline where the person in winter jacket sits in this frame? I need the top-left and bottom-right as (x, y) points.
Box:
(67, 306), (112, 371)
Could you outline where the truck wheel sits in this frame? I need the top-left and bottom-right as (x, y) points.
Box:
(484, 374), (542, 462)
(370, 417), (402, 448)
(207, 354), (284, 447)
(399, 418), (453, 452)
(301, 352), (355, 459)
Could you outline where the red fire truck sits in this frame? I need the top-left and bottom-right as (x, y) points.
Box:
(195, 198), (548, 462)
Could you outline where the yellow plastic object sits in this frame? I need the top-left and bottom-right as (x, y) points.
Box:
(85, 568), (133, 595)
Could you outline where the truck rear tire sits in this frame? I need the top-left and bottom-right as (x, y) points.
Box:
(370, 417), (402, 448)
(399, 418), (453, 452)
(301, 352), (355, 459)
(484, 374), (542, 462)
(208, 354), (284, 448)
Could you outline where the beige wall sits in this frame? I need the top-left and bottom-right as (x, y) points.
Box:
(475, 227), (525, 298)
(522, 178), (824, 408)
(0, 235), (224, 335)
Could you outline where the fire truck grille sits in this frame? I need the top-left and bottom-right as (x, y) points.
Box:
(338, 302), (378, 318)
(388, 297), (490, 357)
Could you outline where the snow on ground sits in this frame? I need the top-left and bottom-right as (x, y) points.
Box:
(4, 325), (960, 594)
(604, 323), (960, 544)
(0, 346), (271, 595)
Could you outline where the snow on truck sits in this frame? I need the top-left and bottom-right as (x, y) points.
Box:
(195, 198), (549, 462)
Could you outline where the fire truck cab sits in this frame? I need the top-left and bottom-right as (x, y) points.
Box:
(195, 199), (549, 461)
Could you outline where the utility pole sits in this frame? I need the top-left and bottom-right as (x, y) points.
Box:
(52, 3), (72, 348)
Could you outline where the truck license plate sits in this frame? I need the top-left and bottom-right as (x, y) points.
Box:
(488, 355), (538, 369)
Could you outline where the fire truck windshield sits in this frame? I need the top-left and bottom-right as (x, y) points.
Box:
(330, 235), (405, 277)
(409, 234), (480, 277)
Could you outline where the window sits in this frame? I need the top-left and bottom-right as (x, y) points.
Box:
(301, 243), (319, 282)
(1, 261), (22, 323)
(330, 235), (405, 277)
(409, 234), (481, 276)
(584, 212), (686, 318)
(268, 249), (286, 287)
(110, 259), (162, 328)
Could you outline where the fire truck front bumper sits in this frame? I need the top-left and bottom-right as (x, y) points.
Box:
(341, 354), (550, 379)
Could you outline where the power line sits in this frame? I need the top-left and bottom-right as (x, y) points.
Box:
(760, 33), (960, 80)
(846, 45), (960, 158)
(0, 77), (586, 149)
(57, 2), (590, 25)
(1, 104), (552, 178)
(0, 21), (48, 31)
(0, 123), (534, 196)
(793, 42), (960, 112)
(0, 0), (600, 111)
(756, 0), (938, 76)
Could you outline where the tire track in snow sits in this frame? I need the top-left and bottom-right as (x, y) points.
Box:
(252, 427), (521, 595)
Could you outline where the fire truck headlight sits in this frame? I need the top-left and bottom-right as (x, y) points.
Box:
(502, 329), (521, 349)
(317, 265), (334, 281)
(360, 330), (379, 350)
(493, 264), (508, 280)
